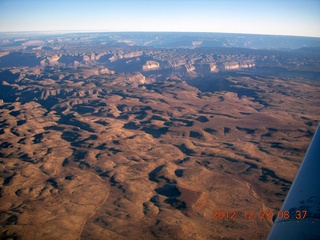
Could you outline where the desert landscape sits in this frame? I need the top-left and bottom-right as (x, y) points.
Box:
(0, 32), (320, 239)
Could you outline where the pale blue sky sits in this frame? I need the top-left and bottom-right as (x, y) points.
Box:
(0, 0), (319, 37)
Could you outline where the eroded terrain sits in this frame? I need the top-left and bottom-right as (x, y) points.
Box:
(0, 33), (320, 240)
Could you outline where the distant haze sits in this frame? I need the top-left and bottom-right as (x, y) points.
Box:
(0, 0), (320, 38)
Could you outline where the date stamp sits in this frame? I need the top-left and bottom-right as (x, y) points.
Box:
(212, 210), (308, 220)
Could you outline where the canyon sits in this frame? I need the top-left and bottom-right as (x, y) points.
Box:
(0, 32), (319, 240)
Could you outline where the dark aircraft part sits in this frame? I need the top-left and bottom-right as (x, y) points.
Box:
(267, 124), (320, 240)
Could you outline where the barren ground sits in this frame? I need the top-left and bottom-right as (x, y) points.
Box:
(1, 65), (319, 239)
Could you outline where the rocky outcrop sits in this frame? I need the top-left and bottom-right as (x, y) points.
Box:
(40, 89), (63, 100)
(83, 55), (91, 62)
(48, 55), (60, 65)
(209, 63), (218, 72)
(192, 41), (202, 47)
(125, 72), (146, 84)
(239, 60), (255, 68)
(110, 51), (143, 62)
(83, 53), (97, 62)
(99, 68), (114, 75)
(185, 65), (195, 72)
(0, 51), (9, 57)
(169, 59), (186, 68)
(142, 61), (160, 71)
(95, 52), (106, 61)
(223, 62), (240, 70)
(110, 72), (146, 87)
(22, 40), (45, 46)
(80, 67), (114, 78)
(223, 60), (255, 70)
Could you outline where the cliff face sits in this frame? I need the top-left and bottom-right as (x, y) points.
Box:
(185, 65), (195, 72)
(125, 72), (146, 84)
(48, 55), (60, 65)
(110, 51), (143, 62)
(162, 59), (255, 74)
(99, 68), (114, 75)
(142, 61), (160, 71)
(209, 63), (218, 72)
(169, 59), (186, 68)
(0, 52), (9, 57)
(223, 60), (255, 70)
(81, 67), (114, 77)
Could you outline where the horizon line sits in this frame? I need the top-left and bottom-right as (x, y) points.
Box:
(0, 30), (320, 39)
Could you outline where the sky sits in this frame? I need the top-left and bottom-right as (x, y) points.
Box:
(0, 0), (319, 37)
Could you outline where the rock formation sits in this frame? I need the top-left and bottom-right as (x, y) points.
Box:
(142, 61), (160, 71)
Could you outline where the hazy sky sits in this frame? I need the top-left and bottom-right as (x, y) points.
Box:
(0, 0), (319, 37)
